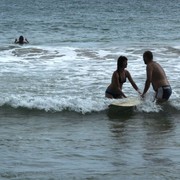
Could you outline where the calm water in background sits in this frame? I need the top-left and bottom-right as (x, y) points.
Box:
(0, 0), (180, 179)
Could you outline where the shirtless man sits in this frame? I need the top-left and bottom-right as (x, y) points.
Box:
(142, 51), (172, 102)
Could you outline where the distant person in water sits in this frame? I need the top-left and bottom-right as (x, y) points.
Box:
(105, 56), (141, 99)
(14, 36), (29, 44)
(142, 51), (172, 102)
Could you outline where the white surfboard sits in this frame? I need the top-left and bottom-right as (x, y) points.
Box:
(109, 97), (141, 107)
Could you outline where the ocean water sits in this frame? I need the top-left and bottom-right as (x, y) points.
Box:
(0, 0), (180, 179)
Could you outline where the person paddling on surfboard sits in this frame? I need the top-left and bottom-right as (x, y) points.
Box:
(105, 56), (141, 99)
(141, 51), (172, 102)
(15, 36), (29, 45)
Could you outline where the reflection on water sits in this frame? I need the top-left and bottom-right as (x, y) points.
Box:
(106, 106), (135, 120)
(108, 107), (179, 179)
(142, 113), (177, 178)
(0, 102), (179, 179)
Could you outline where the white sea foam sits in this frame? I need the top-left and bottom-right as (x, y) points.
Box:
(0, 94), (110, 114)
(0, 45), (180, 114)
(0, 91), (173, 114)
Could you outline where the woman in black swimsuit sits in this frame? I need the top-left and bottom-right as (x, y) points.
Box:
(105, 56), (141, 99)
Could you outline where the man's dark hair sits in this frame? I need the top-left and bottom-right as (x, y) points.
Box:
(143, 51), (153, 60)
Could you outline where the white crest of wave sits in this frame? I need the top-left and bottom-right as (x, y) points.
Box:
(0, 94), (168, 114)
(136, 100), (162, 113)
(136, 94), (162, 113)
(1, 95), (108, 114)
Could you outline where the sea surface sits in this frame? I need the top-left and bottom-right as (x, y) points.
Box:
(0, 0), (180, 179)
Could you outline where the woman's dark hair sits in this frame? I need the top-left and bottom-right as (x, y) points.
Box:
(117, 56), (128, 71)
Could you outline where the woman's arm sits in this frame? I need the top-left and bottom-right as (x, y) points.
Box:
(126, 70), (141, 95)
